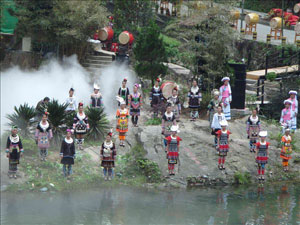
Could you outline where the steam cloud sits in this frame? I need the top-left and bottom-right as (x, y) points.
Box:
(1, 55), (137, 133)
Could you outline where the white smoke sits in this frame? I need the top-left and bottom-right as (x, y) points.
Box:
(0, 55), (91, 132)
(96, 62), (137, 116)
(0, 55), (138, 133)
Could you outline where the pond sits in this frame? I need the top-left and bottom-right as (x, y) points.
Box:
(1, 183), (299, 225)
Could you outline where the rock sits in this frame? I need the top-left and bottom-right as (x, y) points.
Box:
(164, 62), (193, 85)
(40, 187), (48, 192)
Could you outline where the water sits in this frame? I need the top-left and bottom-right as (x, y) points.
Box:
(1, 184), (299, 225)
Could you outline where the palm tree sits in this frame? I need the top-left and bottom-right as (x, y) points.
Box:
(38, 99), (68, 145)
(86, 107), (110, 141)
(6, 103), (36, 137)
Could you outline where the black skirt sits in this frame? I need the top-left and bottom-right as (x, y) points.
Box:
(9, 149), (20, 164)
(61, 157), (74, 165)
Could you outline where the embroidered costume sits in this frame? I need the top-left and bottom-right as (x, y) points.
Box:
(165, 125), (182, 175)
(288, 90), (298, 132)
(246, 115), (261, 152)
(129, 91), (142, 126)
(162, 111), (176, 149)
(207, 95), (221, 126)
(116, 108), (129, 143)
(35, 121), (53, 161)
(73, 111), (89, 149)
(90, 92), (103, 108)
(167, 95), (181, 121)
(150, 85), (164, 117)
(280, 133), (292, 171)
(256, 141), (269, 175)
(216, 120), (231, 170)
(219, 77), (232, 120)
(118, 87), (130, 106)
(66, 96), (77, 111)
(188, 86), (202, 120)
(101, 140), (116, 179)
(280, 100), (295, 134)
(6, 134), (23, 178)
(211, 112), (226, 148)
(60, 137), (75, 177)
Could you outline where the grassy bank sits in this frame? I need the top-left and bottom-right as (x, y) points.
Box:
(3, 138), (163, 192)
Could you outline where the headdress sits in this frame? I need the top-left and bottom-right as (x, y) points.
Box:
(93, 83), (100, 90)
(78, 102), (84, 107)
(116, 96), (126, 105)
(289, 90), (297, 95)
(259, 131), (268, 137)
(221, 77), (230, 82)
(11, 125), (18, 130)
(220, 120), (228, 127)
(170, 125), (180, 133)
(284, 99), (292, 105)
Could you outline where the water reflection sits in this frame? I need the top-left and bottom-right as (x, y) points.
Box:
(1, 183), (299, 225)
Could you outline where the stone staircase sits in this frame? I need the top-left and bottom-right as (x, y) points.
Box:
(82, 52), (114, 77)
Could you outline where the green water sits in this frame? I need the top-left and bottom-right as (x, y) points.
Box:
(1, 183), (299, 225)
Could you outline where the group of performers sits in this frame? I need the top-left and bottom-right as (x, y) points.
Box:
(4, 75), (298, 182)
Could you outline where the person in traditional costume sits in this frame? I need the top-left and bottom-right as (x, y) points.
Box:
(116, 96), (129, 147)
(188, 79), (202, 121)
(73, 102), (89, 150)
(167, 87), (181, 122)
(65, 88), (77, 112)
(118, 78), (130, 106)
(100, 132), (116, 180)
(129, 83), (142, 127)
(280, 129), (292, 172)
(162, 104), (177, 152)
(165, 125), (182, 176)
(60, 129), (75, 178)
(207, 90), (221, 126)
(150, 78), (164, 118)
(280, 99), (295, 134)
(288, 90), (298, 132)
(35, 112), (53, 161)
(90, 83), (103, 108)
(36, 97), (50, 111)
(255, 131), (269, 182)
(6, 126), (24, 179)
(219, 77), (232, 120)
(216, 120), (231, 170)
(246, 109), (261, 153)
(211, 106), (226, 151)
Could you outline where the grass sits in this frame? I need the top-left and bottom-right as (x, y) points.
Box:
(4, 138), (163, 192)
(234, 172), (252, 185)
(145, 118), (162, 126)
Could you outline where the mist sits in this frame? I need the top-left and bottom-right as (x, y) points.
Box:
(96, 62), (137, 116)
(0, 55), (137, 133)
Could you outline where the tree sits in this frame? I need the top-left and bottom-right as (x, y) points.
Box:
(134, 20), (168, 84)
(14, 0), (108, 59)
(113, 0), (154, 34)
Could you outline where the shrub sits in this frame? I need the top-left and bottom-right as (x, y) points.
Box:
(266, 72), (277, 81)
(145, 118), (162, 126)
(6, 103), (36, 137)
(234, 172), (251, 185)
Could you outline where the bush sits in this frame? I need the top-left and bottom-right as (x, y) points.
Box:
(6, 103), (36, 137)
(234, 172), (251, 185)
(145, 118), (162, 126)
(266, 72), (277, 81)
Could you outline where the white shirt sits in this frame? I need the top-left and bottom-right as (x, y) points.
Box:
(66, 96), (77, 111)
(211, 112), (225, 129)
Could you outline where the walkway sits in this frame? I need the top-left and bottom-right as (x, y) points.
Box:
(247, 65), (299, 80)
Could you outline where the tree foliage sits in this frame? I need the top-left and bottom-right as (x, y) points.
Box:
(134, 20), (168, 84)
(113, 0), (154, 34)
(85, 107), (110, 141)
(6, 103), (36, 137)
(14, 0), (108, 59)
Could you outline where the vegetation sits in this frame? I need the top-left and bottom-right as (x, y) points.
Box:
(13, 0), (108, 60)
(85, 107), (110, 141)
(117, 145), (162, 183)
(145, 118), (162, 126)
(113, 0), (153, 34)
(134, 20), (168, 85)
(6, 103), (36, 137)
(243, 0), (299, 13)
(266, 72), (277, 82)
(234, 172), (252, 185)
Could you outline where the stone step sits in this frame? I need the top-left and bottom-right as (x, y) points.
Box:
(86, 55), (113, 60)
(82, 62), (112, 68)
(85, 58), (112, 63)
